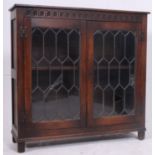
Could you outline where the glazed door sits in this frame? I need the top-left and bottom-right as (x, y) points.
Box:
(87, 21), (141, 127)
(24, 18), (86, 130)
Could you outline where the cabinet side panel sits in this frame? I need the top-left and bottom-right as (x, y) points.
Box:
(16, 8), (26, 138)
(139, 15), (147, 127)
(11, 19), (15, 69)
(135, 14), (147, 130)
(11, 8), (26, 139)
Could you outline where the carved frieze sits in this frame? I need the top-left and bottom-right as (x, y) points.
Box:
(25, 8), (142, 22)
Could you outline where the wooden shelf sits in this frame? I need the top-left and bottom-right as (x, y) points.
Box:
(95, 66), (130, 69)
(32, 66), (78, 71)
(32, 66), (129, 71)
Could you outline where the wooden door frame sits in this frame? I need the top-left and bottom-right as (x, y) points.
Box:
(23, 17), (87, 130)
(86, 20), (143, 127)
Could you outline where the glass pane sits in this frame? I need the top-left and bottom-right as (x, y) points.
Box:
(38, 59), (50, 91)
(120, 59), (130, 87)
(104, 32), (114, 61)
(94, 87), (103, 117)
(125, 32), (135, 61)
(125, 86), (134, 114)
(69, 30), (80, 61)
(44, 30), (56, 61)
(93, 30), (136, 118)
(98, 60), (108, 88)
(94, 31), (103, 61)
(104, 87), (113, 115)
(57, 30), (67, 61)
(31, 27), (80, 122)
(115, 86), (124, 114)
(115, 32), (124, 61)
(32, 29), (43, 62)
(109, 59), (119, 88)
(75, 61), (79, 88)
(63, 59), (74, 89)
(32, 61), (37, 90)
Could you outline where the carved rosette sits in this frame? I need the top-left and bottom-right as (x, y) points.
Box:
(25, 8), (142, 22)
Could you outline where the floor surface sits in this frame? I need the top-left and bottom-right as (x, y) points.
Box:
(4, 131), (151, 155)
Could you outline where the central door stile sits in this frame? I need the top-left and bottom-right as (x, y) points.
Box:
(79, 20), (87, 128)
(86, 22), (94, 127)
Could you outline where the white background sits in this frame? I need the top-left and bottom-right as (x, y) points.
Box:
(3, 0), (152, 155)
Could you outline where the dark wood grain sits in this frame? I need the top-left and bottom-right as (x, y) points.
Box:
(87, 21), (140, 128)
(10, 5), (148, 152)
(24, 18), (85, 131)
(18, 142), (25, 153)
(9, 4), (150, 14)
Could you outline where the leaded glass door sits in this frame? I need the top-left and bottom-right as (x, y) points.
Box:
(87, 21), (141, 127)
(24, 18), (86, 129)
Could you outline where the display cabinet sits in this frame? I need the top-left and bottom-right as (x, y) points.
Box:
(10, 4), (148, 152)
